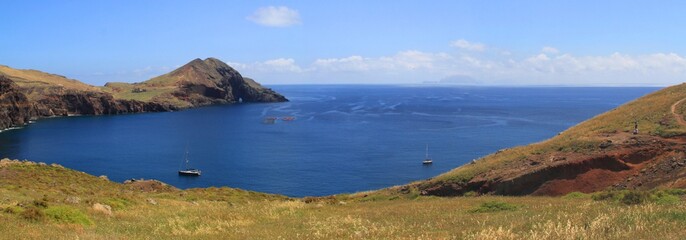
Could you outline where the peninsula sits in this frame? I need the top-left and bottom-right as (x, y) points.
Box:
(0, 58), (287, 130)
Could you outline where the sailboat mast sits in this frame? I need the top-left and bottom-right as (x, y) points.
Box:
(184, 150), (190, 169)
(426, 144), (429, 159)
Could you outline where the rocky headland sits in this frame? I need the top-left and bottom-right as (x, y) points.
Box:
(0, 58), (287, 130)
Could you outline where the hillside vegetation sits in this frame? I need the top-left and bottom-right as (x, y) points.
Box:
(396, 83), (686, 197)
(2, 159), (686, 239)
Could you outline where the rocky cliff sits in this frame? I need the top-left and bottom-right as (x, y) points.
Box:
(0, 75), (32, 130)
(32, 91), (174, 117)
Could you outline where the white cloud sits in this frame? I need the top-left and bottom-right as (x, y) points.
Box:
(308, 51), (456, 74)
(224, 42), (686, 86)
(541, 46), (559, 54)
(247, 6), (301, 27)
(230, 58), (303, 73)
(263, 58), (302, 72)
(450, 39), (486, 51)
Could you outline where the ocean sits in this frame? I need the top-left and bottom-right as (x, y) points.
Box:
(0, 85), (657, 197)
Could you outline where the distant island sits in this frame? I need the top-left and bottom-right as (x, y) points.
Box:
(0, 58), (287, 130)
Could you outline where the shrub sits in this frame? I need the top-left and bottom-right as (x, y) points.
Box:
(3, 206), (23, 214)
(592, 190), (682, 205)
(591, 191), (621, 201)
(469, 201), (519, 213)
(563, 192), (589, 199)
(20, 207), (44, 221)
(33, 199), (49, 208)
(463, 191), (478, 197)
(104, 197), (133, 210)
(651, 191), (681, 204)
(665, 212), (686, 222)
(621, 191), (648, 205)
(44, 206), (92, 226)
(662, 189), (686, 196)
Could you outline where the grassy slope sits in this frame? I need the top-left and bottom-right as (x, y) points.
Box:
(101, 70), (193, 107)
(0, 65), (100, 92)
(1, 160), (686, 239)
(0, 65), (103, 101)
(0, 64), (188, 107)
(421, 83), (686, 185)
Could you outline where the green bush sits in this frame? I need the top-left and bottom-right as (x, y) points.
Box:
(3, 206), (23, 214)
(44, 206), (92, 226)
(591, 191), (621, 201)
(563, 192), (589, 199)
(463, 191), (478, 197)
(592, 190), (683, 205)
(652, 191), (681, 204)
(665, 212), (686, 222)
(621, 191), (648, 205)
(104, 197), (133, 210)
(469, 201), (519, 213)
(662, 189), (686, 196)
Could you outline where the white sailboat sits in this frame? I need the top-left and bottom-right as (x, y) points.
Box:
(178, 149), (201, 176)
(422, 144), (433, 165)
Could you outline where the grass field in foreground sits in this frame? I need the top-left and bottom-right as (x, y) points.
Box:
(1, 160), (686, 239)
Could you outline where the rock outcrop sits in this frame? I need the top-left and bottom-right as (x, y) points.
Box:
(0, 75), (32, 129)
(157, 58), (287, 107)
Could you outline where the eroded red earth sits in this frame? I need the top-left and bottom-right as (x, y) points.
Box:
(419, 132), (686, 196)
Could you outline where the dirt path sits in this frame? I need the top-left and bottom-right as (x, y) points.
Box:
(671, 98), (686, 127)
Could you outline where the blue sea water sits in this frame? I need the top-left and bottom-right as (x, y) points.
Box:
(0, 85), (657, 197)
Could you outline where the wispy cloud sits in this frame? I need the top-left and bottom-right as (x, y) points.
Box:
(247, 6), (301, 27)
(450, 39), (486, 51)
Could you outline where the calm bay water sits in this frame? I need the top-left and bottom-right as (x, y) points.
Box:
(0, 85), (657, 197)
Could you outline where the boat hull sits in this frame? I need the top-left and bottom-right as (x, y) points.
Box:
(178, 170), (201, 176)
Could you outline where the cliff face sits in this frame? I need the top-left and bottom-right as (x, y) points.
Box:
(33, 91), (174, 117)
(0, 75), (32, 129)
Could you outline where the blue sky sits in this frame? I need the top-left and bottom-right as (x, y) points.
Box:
(2, 1), (686, 86)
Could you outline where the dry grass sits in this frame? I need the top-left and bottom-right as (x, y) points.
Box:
(1, 159), (686, 239)
(101, 82), (177, 102)
(0, 65), (102, 93)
